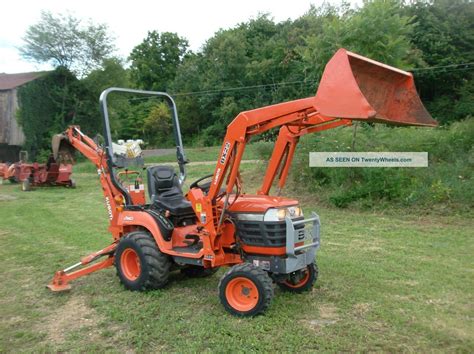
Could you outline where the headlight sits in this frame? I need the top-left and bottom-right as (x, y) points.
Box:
(289, 206), (302, 218)
(263, 206), (303, 221)
(277, 209), (286, 220)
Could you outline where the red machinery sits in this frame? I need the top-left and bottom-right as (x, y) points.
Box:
(0, 163), (12, 183)
(0, 151), (26, 184)
(0, 151), (74, 190)
(14, 160), (75, 191)
(48, 49), (437, 316)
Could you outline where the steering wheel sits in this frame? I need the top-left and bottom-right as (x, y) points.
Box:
(189, 174), (214, 193)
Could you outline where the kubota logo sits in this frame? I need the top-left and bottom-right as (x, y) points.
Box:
(105, 196), (113, 220)
(220, 142), (231, 164)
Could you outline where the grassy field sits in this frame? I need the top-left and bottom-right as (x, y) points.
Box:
(0, 161), (472, 352)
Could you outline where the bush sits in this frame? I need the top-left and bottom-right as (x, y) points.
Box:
(252, 140), (274, 160)
(292, 118), (474, 211)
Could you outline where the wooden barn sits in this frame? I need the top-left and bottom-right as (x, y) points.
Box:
(0, 72), (44, 162)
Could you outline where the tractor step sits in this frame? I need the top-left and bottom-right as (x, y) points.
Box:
(172, 245), (202, 254)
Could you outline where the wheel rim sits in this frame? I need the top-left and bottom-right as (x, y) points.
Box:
(283, 267), (310, 288)
(121, 248), (141, 281)
(225, 277), (259, 312)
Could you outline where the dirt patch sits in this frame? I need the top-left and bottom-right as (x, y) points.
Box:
(43, 296), (100, 344)
(0, 194), (17, 201)
(319, 303), (338, 319)
(352, 302), (371, 318)
(5, 315), (24, 325)
(392, 294), (417, 302)
(429, 318), (472, 341)
(303, 303), (339, 330)
(40, 296), (134, 352)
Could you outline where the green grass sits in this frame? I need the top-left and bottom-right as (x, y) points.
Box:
(0, 163), (472, 351)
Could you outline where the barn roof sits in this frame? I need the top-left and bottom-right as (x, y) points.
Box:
(0, 72), (45, 90)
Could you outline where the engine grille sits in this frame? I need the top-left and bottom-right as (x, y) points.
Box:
(234, 217), (304, 247)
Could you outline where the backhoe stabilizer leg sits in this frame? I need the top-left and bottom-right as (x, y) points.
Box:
(47, 243), (117, 292)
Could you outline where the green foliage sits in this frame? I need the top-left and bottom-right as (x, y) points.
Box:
(16, 59), (132, 159)
(17, 1), (473, 175)
(170, 14), (318, 145)
(16, 67), (82, 158)
(82, 58), (130, 95)
(80, 58), (132, 134)
(20, 11), (115, 76)
(168, 1), (456, 145)
(109, 99), (176, 148)
(143, 102), (173, 146)
(404, 0), (474, 123)
(129, 31), (189, 91)
(292, 118), (474, 211)
(300, 0), (416, 84)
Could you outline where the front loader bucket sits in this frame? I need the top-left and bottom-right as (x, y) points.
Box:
(52, 134), (76, 164)
(314, 49), (437, 127)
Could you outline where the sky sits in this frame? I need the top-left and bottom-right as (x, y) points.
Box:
(0, 0), (354, 74)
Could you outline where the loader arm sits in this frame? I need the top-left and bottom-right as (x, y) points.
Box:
(208, 97), (326, 200)
(258, 118), (353, 195)
(206, 48), (437, 231)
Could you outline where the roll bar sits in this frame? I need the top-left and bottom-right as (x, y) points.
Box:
(99, 88), (188, 186)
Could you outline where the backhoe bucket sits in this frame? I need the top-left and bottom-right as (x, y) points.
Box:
(314, 49), (437, 127)
(52, 134), (76, 164)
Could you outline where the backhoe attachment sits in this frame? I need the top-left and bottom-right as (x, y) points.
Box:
(314, 48), (437, 127)
(52, 133), (76, 164)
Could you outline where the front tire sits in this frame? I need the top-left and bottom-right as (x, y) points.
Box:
(115, 231), (171, 291)
(277, 263), (318, 293)
(218, 263), (274, 317)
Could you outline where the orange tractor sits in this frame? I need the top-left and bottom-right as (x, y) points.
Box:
(48, 49), (437, 316)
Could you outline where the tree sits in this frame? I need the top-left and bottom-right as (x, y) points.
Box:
(403, 0), (474, 123)
(20, 11), (115, 76)
(16, 68), (82, 158)
(143, 102), (174, 146)
(80, 58), (132, 134)
(129, 31), (189, 91)
(299, 0), (416, 83)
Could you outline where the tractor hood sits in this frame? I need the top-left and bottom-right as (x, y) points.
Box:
(226, 194), (299, 214)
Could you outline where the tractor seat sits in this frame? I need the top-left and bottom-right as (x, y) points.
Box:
(147, 165), (194, 216)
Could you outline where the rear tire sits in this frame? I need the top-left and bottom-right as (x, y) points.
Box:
(181, 265), (218, 278)
(218, 263), (274, 317)
(115, 231), (171, 291)
(277, 263), (318, 293)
